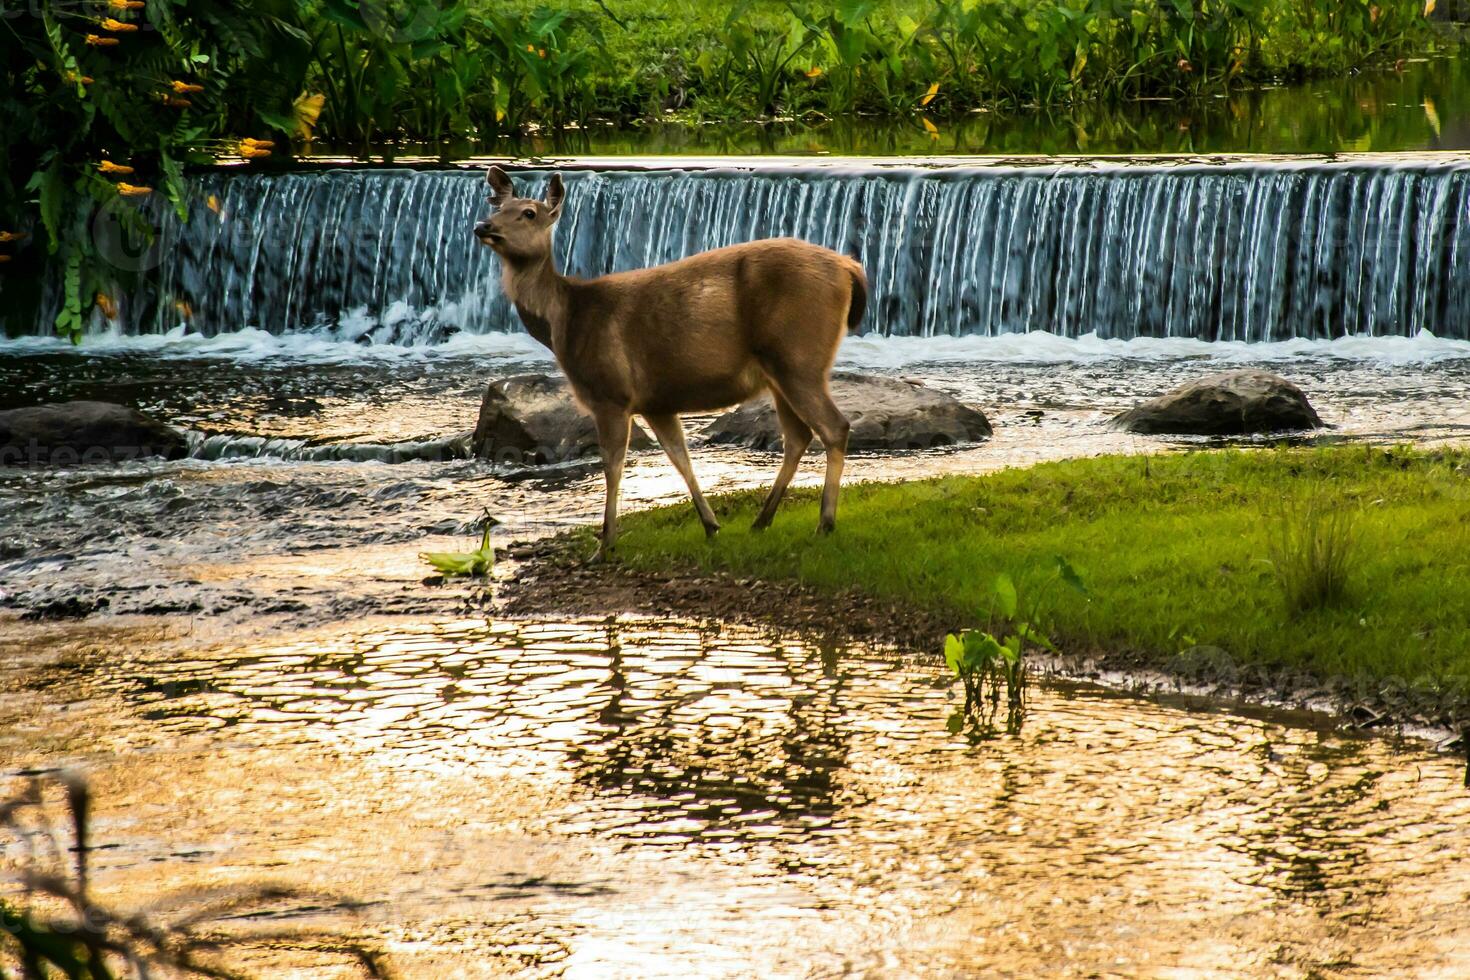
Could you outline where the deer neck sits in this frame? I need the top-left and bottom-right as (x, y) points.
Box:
(500, 252), (568, 349)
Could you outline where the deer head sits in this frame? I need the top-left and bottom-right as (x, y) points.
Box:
(474, 166), (564, 262)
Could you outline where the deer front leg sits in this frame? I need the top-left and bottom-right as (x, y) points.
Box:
(590, 408), (631, 562)
(643, 413), (720, 537)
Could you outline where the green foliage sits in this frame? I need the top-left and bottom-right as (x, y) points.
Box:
(0, 0), (311, 340)
(611, 445), (1470, 716)
(943, 559), (1085, 739)
(504, 0), (1446, 122)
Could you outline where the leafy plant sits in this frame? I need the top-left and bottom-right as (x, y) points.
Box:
(943, 557), (1087, 739)
(0, 0), (311, 340)
(419, 511), (499, 577)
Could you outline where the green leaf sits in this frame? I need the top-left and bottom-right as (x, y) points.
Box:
(963, 631), (1005, 669)
(1054, 556), (1088, 595)
(944, 633), (964, 673)
(37, 162), (63, 253)
(945, 709), (965, 734)
(160, 150), (187, 223)
(994, 573), (1018, 619)
(419, 524), (495, 577)
(257, 109), (297, 135)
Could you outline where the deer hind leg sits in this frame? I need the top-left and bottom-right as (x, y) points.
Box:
(752, 391), (812, 531)
(769, 378), (850, 535)
(591, 408), (631, 561)
(643, 413), (720, 537)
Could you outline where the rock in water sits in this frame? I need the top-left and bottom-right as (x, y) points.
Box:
(0, 401), (187, 465)
(472, 374), (653, 465)
(702, 372), (993, 451)
(1111, 369), (1324, 435)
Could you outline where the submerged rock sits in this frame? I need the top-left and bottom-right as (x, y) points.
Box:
(472, 374), (652, 465)
(0, 401), (187, 466)
(1111, 369), (1324, 435)
(702, 372), (993, 451)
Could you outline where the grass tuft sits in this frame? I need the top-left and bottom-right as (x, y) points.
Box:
(1268, 491), (1359, 617)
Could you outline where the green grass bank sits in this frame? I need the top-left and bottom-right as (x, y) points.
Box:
(610, 445), (1470, 715)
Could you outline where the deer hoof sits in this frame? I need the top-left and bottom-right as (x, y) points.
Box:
(703, 522), (721, 539)
(816, 519), (836, 535)
(751, 517), (771, 532)
(587, 544), (615, 565)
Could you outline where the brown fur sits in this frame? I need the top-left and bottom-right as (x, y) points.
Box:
(476, 166), (867, 558)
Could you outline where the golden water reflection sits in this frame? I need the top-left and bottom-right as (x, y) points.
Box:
(4, 616), (1470, 976)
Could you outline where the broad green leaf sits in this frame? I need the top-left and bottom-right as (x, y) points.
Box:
(944, 633), (964, 673)
(1054, 556), (1088, 595)
(994, 573), (1017, 619)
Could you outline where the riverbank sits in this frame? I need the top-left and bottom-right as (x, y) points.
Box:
(504, 444), (1470, 735)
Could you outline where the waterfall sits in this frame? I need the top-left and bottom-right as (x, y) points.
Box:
(42, 160), (1470, 342)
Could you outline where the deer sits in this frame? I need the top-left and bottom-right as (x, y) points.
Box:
(474, 166), (867, 561)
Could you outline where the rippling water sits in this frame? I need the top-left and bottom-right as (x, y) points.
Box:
(2, 333), (1470, 623)
(4, 616), (1469, 976)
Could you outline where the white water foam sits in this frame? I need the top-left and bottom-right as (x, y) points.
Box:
(0, 325), (555, 365)
(5, 327), (1470, 368)
(837, 330), (1470, 369)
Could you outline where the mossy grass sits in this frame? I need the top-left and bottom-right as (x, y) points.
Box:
(611, 445), (1470, 699)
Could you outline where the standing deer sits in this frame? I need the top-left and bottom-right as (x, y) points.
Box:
(474, 166), (866, 559)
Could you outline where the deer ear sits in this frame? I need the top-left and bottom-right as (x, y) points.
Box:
(486, 166), (514, 207)
(545, 173), (564, 221)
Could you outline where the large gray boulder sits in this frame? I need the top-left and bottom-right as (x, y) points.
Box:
(0, 401), (187, 466)
(472, 374), (652, 465)
(1111, 369), (1323, 435)
(702, 372), (992, 451)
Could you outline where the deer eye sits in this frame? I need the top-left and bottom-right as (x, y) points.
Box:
(521, 208), (537, 220)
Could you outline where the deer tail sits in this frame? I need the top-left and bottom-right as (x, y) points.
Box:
(846, 260), (868, 333)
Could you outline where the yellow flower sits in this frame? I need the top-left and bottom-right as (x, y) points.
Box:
(0, 255), (13, 264)
(100, 18), (139, 32)
(161, 94), (192, 108)
(98, 160), (135, 175)
(116, 183), (153, 197)
(171, 80), (205, 94)
(0, 232), (22, 243)
(206, 195), (221, 215)
(805, 66), (823, 78)
(63, 72), (95, 85)
(85, 34), (121, 46)
(920, 82), (940, 106)
(108, 0), (146, 9)
(95, 292), (118, 319)
(241, 138), (275, 149)
(239, 145), (272, 159)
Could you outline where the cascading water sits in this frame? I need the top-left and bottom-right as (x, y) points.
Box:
(43, 160), (1470, 343)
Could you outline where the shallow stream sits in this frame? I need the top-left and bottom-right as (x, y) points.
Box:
(2, 331), (1470, 973)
